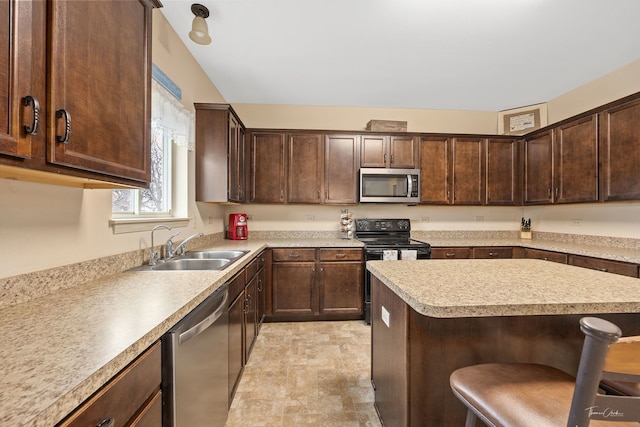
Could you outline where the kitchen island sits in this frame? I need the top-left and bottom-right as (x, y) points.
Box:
(367, 259), (640, 426)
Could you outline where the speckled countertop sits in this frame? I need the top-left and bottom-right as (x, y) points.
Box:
(367, 259), (640, 319)
(0, 238), (361, 427)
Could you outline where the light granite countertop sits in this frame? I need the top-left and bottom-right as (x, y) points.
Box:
(367, 258), (640, 319)
(0, 238), (361, 427)
(1, 234), (638, 426)
(419, 238), (640, 264)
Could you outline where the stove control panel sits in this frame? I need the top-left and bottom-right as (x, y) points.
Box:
(355, 218), (411, 232)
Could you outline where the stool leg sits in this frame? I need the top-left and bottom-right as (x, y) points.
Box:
(465, 408), (478, 427)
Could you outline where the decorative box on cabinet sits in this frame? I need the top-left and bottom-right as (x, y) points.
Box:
(57, 342), (162, 427)
(195, 103), (246, 202)
(1, 0), (159, 188)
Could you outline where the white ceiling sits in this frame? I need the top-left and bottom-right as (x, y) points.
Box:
(160, 0), (640, 112)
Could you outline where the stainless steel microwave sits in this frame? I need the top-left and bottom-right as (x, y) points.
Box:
(359, 168), (420, 203)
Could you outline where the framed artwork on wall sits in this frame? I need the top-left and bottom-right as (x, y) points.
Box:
(498, 103), (548, 135)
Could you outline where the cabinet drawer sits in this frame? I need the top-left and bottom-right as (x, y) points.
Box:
(524, 248), (568, 264)
(245, 257), (259, 279)
(58, 341), (161, 427)
(430, 247), (471, 259)
(129, 390), (162, 427)
(568, 255), (639, 278)
(472, 247), (513, 259)
(272, 248), (316, 262)
(228, 270), (246, 302)
(319, 249), (363, 261)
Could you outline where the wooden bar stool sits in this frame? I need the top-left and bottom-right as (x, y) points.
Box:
(600, 337), (640, 397)
(449, 317), (640, 427)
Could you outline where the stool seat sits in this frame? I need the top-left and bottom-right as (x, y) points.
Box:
(601, 338), (640, 397)
(450, 363), (636, 427)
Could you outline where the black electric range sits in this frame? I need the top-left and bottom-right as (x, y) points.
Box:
(355, 218), (431, 324)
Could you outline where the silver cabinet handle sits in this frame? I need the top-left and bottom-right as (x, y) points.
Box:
(23, 96), (40, 135)
(593, 267), (608, 272)
(489, 252), (499, 257)
(97, 418), (114, 427)
(446, 253), (456, 258)
(335, 253), (346, 258)
(288, 253), (300, 258)
(56, 109), (71, 144)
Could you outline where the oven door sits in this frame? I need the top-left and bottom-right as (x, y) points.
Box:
(363, 246), (430, 324)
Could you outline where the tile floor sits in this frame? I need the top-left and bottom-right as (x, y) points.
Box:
(225, 320), (383, 427)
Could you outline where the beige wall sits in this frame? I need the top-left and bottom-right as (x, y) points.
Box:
(2, 14), (639, 279)
(234, 104), (498, 134)
(0, 10), (226, 279)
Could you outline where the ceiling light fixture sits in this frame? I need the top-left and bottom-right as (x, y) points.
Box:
(189, 3), (211, 45)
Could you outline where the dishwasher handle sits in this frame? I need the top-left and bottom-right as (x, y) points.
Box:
(178, 289), (228, 345)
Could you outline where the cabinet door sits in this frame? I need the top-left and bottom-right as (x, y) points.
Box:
(451, 138), (484, 205)
(361, 135), (388, 167)
(272, 262), (315, 316)
(244, 277), (258, 361)
(228, 114), (245, 202)
(472, 247), (513, 259)
(325, 134), (359, 204)
(228, 293), (244, 402)
(555, 114), (598, 203)
(48, 0), (153, 184)
(256, 263), (266, 328)
(568, 255), (639, 278)
(287, 133), (323, 203)
(523, 131), (553, 204)
(319, 262), (363, 315)
(0, 0), (43, 160)
(419, 137), (449, 204)
(486, 139), (518, 205)
(389, 136), (417, 168)
(249, 132), (286, 203)
(524, 248), (568, 264)
(599, 98), (640, 201)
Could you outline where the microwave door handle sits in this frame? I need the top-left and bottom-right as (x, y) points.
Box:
(407, 174), (412, 196)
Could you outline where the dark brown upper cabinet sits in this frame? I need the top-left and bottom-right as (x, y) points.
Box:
(419, 136), (485, 205)
(325, 134), (360, 204)
(524, 114), (598, 205)
(451, 137), (485, 205)
(599, 97), (640, 201)
(287, 133), (323, 203)
(361, 135), (417, 168)
(195, 104), (245, 202)
(0, 0), (43, 160)
(486, 138), (519, 205)
(419, 136), (449, 204)
(248, 131), (286, 203)
(1, 0), (158, 187)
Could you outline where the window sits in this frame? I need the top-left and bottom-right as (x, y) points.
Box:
(112, 79), (193, 219)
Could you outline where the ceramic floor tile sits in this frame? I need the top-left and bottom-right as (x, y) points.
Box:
(225, 320), (382, 427)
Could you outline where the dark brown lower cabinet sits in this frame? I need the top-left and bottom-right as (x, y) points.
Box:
(57, 342), (161, 427)
(430, 247), (471, 259)
(472, 246), (513, 259)
(228, 292), (244, 404)
(568, 254), (639, 278)
(244, 275), (258, 361)
(269, 248), (364, 321)
(520, 247), (568, 264)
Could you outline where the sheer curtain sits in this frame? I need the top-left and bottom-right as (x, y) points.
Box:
(151, 79), (194, 151)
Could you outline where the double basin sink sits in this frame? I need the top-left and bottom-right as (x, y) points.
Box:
(143, 250), (249, 271)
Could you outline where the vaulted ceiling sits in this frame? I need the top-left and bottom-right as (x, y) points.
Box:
(160, 0), (640, 112)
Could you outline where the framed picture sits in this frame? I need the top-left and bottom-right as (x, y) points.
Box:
(498, 103), (547, 135)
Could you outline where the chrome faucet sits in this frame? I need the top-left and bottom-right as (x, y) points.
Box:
(150, 225), (172, 266)
(166, 232), (204, 259)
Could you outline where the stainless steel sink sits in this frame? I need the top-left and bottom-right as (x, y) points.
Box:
(184, 250), (249, 260)
(152, 258), (231, 271)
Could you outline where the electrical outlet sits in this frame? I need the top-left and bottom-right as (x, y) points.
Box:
(420, 217), (429, 222)
(305, 215), (315, 221)
(246, 215), (253, 220)
(475, 216), (484, 222)
(571, 219), (582, 226)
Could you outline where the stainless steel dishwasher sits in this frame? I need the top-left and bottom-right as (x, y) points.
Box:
(163, 284), (229, 427)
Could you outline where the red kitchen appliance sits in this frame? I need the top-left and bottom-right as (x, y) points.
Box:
(228, 213), (248, 240)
